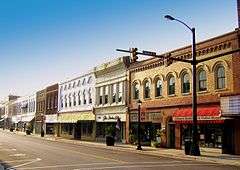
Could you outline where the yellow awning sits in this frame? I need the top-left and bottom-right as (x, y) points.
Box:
(58, 111), (95, 123)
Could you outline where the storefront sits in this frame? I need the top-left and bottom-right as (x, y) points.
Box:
(96, 113), (126, 142)
(58, 111), (95, 140)
(173, 106), (225, 149)
(129, 111), (163, 146)
(45, 114), (58, 135)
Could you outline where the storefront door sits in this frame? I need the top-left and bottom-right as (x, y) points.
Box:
(74, 121), (81, 139)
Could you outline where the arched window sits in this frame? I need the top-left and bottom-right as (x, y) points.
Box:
(77, 80), (81, 87)
(82, 79), (86, 85)
(73, 92), (76, 106)
(64, 85), (67, 90)
(83, 90), (86, 104)
(155, 79), (162, 97)
(68, 83), (71, 89)
(198, 69), (207, 91)
(64, 95), (68, 107)
(88, 88), (92, 104)
(78, 91), (81, 105)
(72, 82), (76, 88)
(133, 83), (140, 99)
(88, 76), (92, 84)
(182, 73), (190, 93)
(68, 93), (72, 107)
(168, 75), (175, 95)
(144, 80), (150, 98)
(216, 65), (225, 89)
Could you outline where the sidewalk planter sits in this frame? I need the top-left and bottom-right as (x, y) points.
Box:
(106, 136), (115, 146)
(26, 130), (31, 135)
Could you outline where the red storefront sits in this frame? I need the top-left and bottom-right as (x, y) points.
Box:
(173, 106), (225, 149)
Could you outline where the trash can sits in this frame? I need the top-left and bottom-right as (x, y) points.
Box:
(106, 135), (115, 146)
(184, 138), (192, 155)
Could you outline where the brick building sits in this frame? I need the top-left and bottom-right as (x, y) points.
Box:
(127, 29), (240, 154)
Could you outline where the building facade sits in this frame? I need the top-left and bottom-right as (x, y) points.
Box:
(45, 84), (58, 135)
(35, 89), (47, 134)
(127, 29), (240, 153)
(94, 57), (130, 142)
(58, 71), (95, 140)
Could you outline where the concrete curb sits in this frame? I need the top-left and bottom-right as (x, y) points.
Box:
(2, 130), (240, 167)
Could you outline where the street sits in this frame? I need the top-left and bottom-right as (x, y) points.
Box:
(0, 131), (238, 170)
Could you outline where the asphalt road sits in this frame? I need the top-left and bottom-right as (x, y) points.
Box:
(0, 131), (238, 170)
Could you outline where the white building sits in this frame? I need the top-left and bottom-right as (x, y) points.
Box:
(94, 56), (130, 142)
(58, 70), (96, 140)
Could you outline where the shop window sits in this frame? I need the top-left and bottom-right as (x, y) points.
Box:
(112, 84), (117, 103)
(215, 65), (225, 89)
(182, 73), (190, 94)
(198, 69), (207, 91)
(168, 75), (175, 95)
(133, 83), (140, 100)
(155, 79), (162, 97)
(118, 82), (123, 102)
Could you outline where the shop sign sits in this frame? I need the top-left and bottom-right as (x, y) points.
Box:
(21, 113), (35, 122)
(130, 112), (163, 122)
(221, 95), (240, 116)
(58, 112), (95, 123)
(173, 116), (221, 121)
(45, 114), (58, 123)
(96, 114), (126, 122)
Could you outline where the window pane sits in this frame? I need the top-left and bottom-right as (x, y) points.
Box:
(156, 79), (162, 97)
(168, 76), (175, 95)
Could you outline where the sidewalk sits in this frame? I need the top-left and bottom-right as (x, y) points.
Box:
(3, 129), (240, 167)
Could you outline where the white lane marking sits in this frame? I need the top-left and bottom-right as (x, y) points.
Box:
(7, 158), (41, 169)
(17, 161), (184, 170)
(76, 163), (218, 170)
(1, 158), (41, 163)
(9, 153), (26, 157)
(0, 148), (16, 151)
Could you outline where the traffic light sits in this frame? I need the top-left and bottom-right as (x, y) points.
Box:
(130, 48), (138, 62)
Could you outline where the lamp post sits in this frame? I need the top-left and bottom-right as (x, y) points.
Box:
(137, 99), (142, 150)
(164, 15), (200, 156)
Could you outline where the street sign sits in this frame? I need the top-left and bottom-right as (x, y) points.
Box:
(142, 50), (156, 56)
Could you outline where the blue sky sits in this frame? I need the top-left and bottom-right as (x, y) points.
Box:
(0, 0), (237, 99)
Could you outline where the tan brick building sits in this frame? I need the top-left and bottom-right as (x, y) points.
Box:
(127, 29), (240, 154)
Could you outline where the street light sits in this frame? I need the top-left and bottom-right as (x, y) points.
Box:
(137, 99), (142, 150)
(164, 15), (200, 156)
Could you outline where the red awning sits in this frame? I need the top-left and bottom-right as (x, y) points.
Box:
(173, 107), (224, 124)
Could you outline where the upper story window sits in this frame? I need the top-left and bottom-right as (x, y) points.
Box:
(77, 80), (81, 87)
(133, 83), (140, 100)
(216, 65), (225, 89)
(68, 93), (72, 107)
(99, 87), (103, 105)
(112, 84), (117, 103)
(73, 92), (76, 106)
(88, 76), (93, 84)
(104, 86), (108, 104)
(83, 90), (87, 104)
(65, 95), (68, 107)
(118, 82), (123, 102)
(144, 80), (150, 99)
(82, 79), (86, 86)
(68, 83), (71, 89)
(182, 73), (190, 94)
(64, 85), (67, 90)
(78, 91), (81, 105)
(88, 88), (92, 104)
(168, 75), (175, 95)
(198, 69), (207, 91)
(54, 95), (57, 108)
(155, 79), (162, 97)
(60, 86), (63, 92)
(60, 96), (63, 108)
(72, 82), (76, 88)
